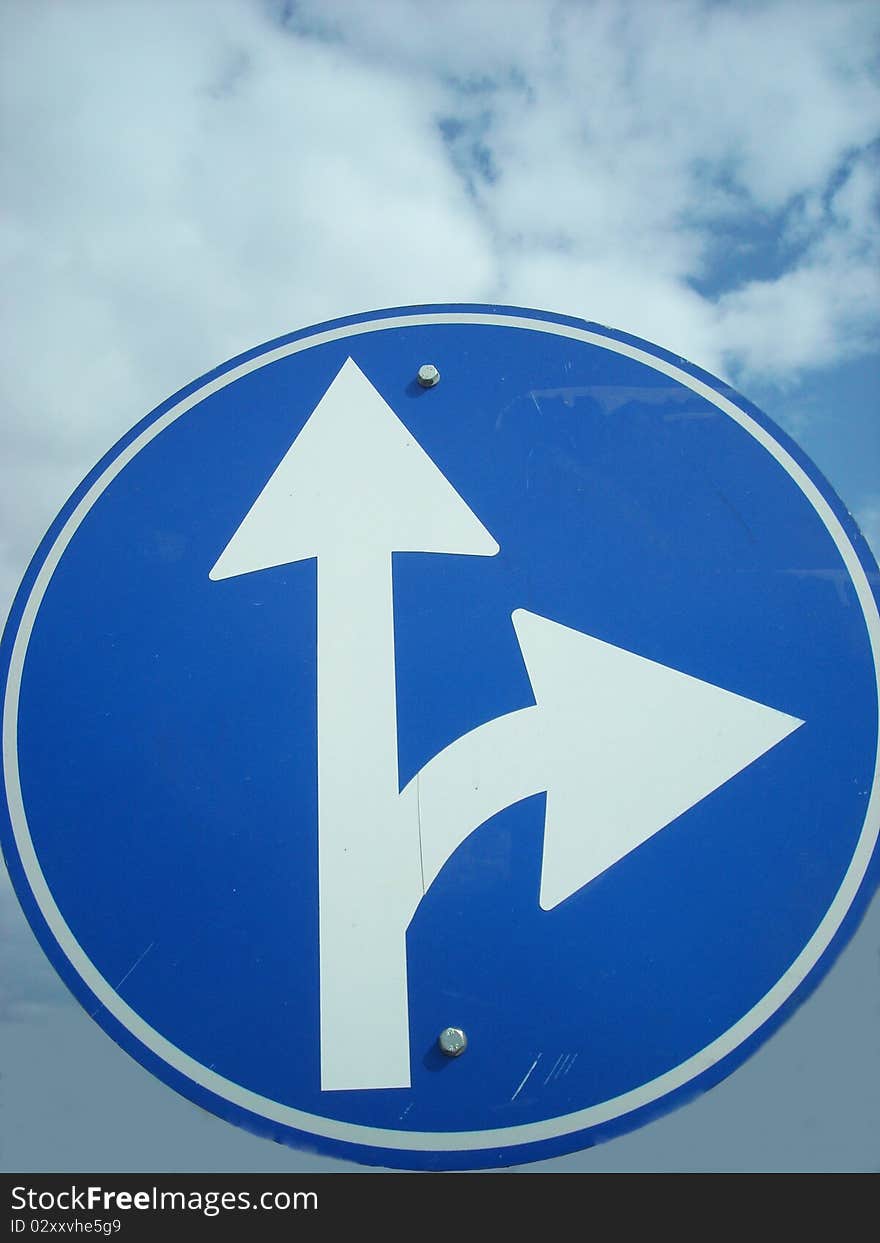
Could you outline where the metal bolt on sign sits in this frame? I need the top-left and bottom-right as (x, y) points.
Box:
(438, 1027), (468, 1058)
(417, 363), (440, 387)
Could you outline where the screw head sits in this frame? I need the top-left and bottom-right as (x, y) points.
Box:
(438, 1026), (467, 1057)
(417, 363), (440, 388)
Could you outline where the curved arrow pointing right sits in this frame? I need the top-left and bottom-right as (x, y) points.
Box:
(403, 608), (804, 917)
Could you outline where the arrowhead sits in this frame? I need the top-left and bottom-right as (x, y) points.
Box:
(211, 357), (499, 579)
(511, 609), (804, 910)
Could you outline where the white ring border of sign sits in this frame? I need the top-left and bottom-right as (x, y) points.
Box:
(4, 309), (879, 1156)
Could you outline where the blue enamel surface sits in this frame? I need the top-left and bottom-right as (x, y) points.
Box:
(2, 305), (878, 1169)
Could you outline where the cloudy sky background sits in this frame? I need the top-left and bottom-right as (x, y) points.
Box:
(1, 0), (878, 1172)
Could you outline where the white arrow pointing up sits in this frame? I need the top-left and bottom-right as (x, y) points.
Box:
(211, 358), (498, 1092)
(210, 356), (497, 576)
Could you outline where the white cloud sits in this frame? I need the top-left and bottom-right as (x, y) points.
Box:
(0, 0), (502, 613)
(278, 0), (880, 379)
(715, 253), (879, 380)
(0, 0), (875, 625)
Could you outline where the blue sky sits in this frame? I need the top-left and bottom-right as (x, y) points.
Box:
(1, 0), (878, 1172)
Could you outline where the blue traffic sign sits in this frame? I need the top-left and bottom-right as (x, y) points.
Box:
(2, 304), (878, 1169)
